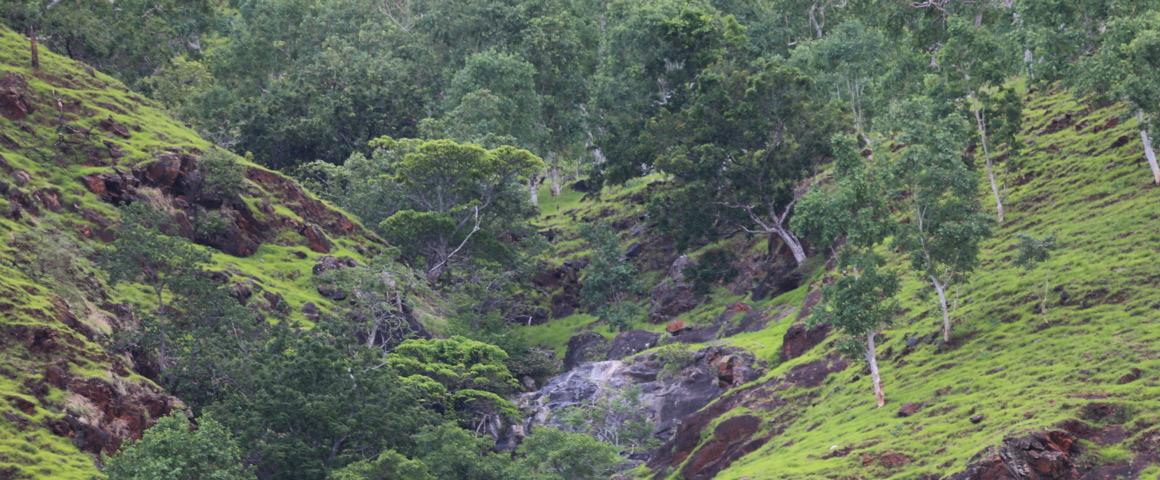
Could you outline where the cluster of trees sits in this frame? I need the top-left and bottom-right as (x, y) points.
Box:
(11, 2), (1160, 475)
(96, 198), (620, 479)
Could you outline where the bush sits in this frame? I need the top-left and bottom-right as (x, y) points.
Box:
(199, 149), (247, 199)
(104, 414), (252, 480)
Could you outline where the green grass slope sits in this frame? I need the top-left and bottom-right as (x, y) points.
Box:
(712, 86), (1159, 479)
(525, 85), (1158, 479)
(0, 27), (405, 479)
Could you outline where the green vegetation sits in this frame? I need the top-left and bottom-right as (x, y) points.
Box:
(104, 415), (253, 480)
(2, 1), (1160, 479)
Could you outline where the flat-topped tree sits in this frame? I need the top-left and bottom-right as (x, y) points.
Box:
(794, 137), (898, 407)
(884, 97), (991, 344)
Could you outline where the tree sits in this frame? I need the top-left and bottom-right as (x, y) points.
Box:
(1014, 233), (1058, 316)
(579, 223), (641, 330)
(328, 450), (434, 480)
(303, 137), (543, 283)
(885, 97), (991, 343)
(387, 336), (520, 428)
(101, 203), (210, 369)
(794, 137), (897, 407)
(510, 427), (621, 480)
(412, 423), (509, 480)
(104, 414), (253, 480)
(208, 325), (436, 480)
(1073, 13), (1160, 185)
(938, 17), (1018, 223)
(654, 57), (835, 266)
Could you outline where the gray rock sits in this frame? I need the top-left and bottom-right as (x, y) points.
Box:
(562, 332), (610, 371)
(607, 330), (661, 360)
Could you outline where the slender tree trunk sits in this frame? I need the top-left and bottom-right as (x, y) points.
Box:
(548, 152), (562, 197)
(973, 102), (1005, 223)
(528, 175), (539, 206)
(1136, 111), (1160, 185)
(772, 225), (807, 266)
(29, 27), (39, 69)
(931, 275), (951, 343)
(866, 331), (885, 408)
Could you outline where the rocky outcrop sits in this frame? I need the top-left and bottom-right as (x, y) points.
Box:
(607, 330), (661, 360)
(522, 346), (762, 446)
(948, 430), (1082, 480)
(780, 322), (831, 361)
(533, 260), (585, 318)
(648, 255), (698, 323)
(562, 332), (610, 371)
(0, 73), (33, 120)
(645, 354), (848, 478)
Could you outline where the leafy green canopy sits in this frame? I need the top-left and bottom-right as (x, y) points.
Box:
(104, 414), (253, 480)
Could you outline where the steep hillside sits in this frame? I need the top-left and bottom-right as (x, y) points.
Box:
(523, 85), (1159, 479)
(0, 28), (426, 479)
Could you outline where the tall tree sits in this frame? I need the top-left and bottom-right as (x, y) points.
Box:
(1073, 13), (1160, 185)
(885, 97), (992, 343)
(794, 137), (897, 407)
(939, 17), (1018, 223)
(104, 414), (253, 480)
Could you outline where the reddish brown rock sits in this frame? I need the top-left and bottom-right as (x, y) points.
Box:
(301, 223), (333, 253)
(0, 73), (33, 120)
(780, 322), (830, 361)
(98, 116), (131, 138)
(680, 415), (762, 479)
(948, 430), (1082, 480)
(898, 402), (923, 417)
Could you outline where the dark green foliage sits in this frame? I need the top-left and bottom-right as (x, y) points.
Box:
(509, 427), (621, 480)
(1015, 234), (1057, 270)
(328, 450), (434, 480)
(579, 223), (639, 324)
(104, 414), (253, 480)
(207, 324), (436, 480)
(688, 249), (738, 296)
(412, 423), (510, 480)
(198, 149), (247, 200)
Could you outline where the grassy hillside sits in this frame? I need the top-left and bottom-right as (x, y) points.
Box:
(526, 85), (1159, 479)
(0, 27), (415, 479)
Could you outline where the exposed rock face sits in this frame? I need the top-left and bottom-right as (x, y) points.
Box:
(562, 332), (610, 371)
(648, 255), (698, 323)
(522, 346), (762, 446)
(607, 330), (661, 360)
(780, 322), (831, 361)
(532, 260), (585, 318)
(948, 430), (1082, 480)
(0, 73), (33, 120)
(647, 354), (850, 479)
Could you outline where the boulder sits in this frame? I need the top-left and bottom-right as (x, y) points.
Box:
(98, 116), (131, 138)
(300, 224), (333, 253)
(648, 255), (698, 323)
(562, 332), (610, 371)
(898, 402), (923, 417)
(607, 330), (661, 360)
(780, 322), (831, 361)
(948, 430), (1082, 480)
(0, 73), (33, 120)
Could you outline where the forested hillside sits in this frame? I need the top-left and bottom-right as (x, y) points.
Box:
(1, 1), (1158, 479)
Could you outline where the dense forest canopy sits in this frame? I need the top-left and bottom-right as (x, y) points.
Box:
(2, 1), (1159, 479)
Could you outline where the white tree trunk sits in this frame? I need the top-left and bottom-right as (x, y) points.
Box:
(1136, 111), (1160, 185)
(528, 175), (539, 206)
(772, 225), (807, 266)
(866, 331), (885, 408)
(931, 275), (950, 343)
(548, 152), (563, 197)
(974, 104), (1005, 223)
